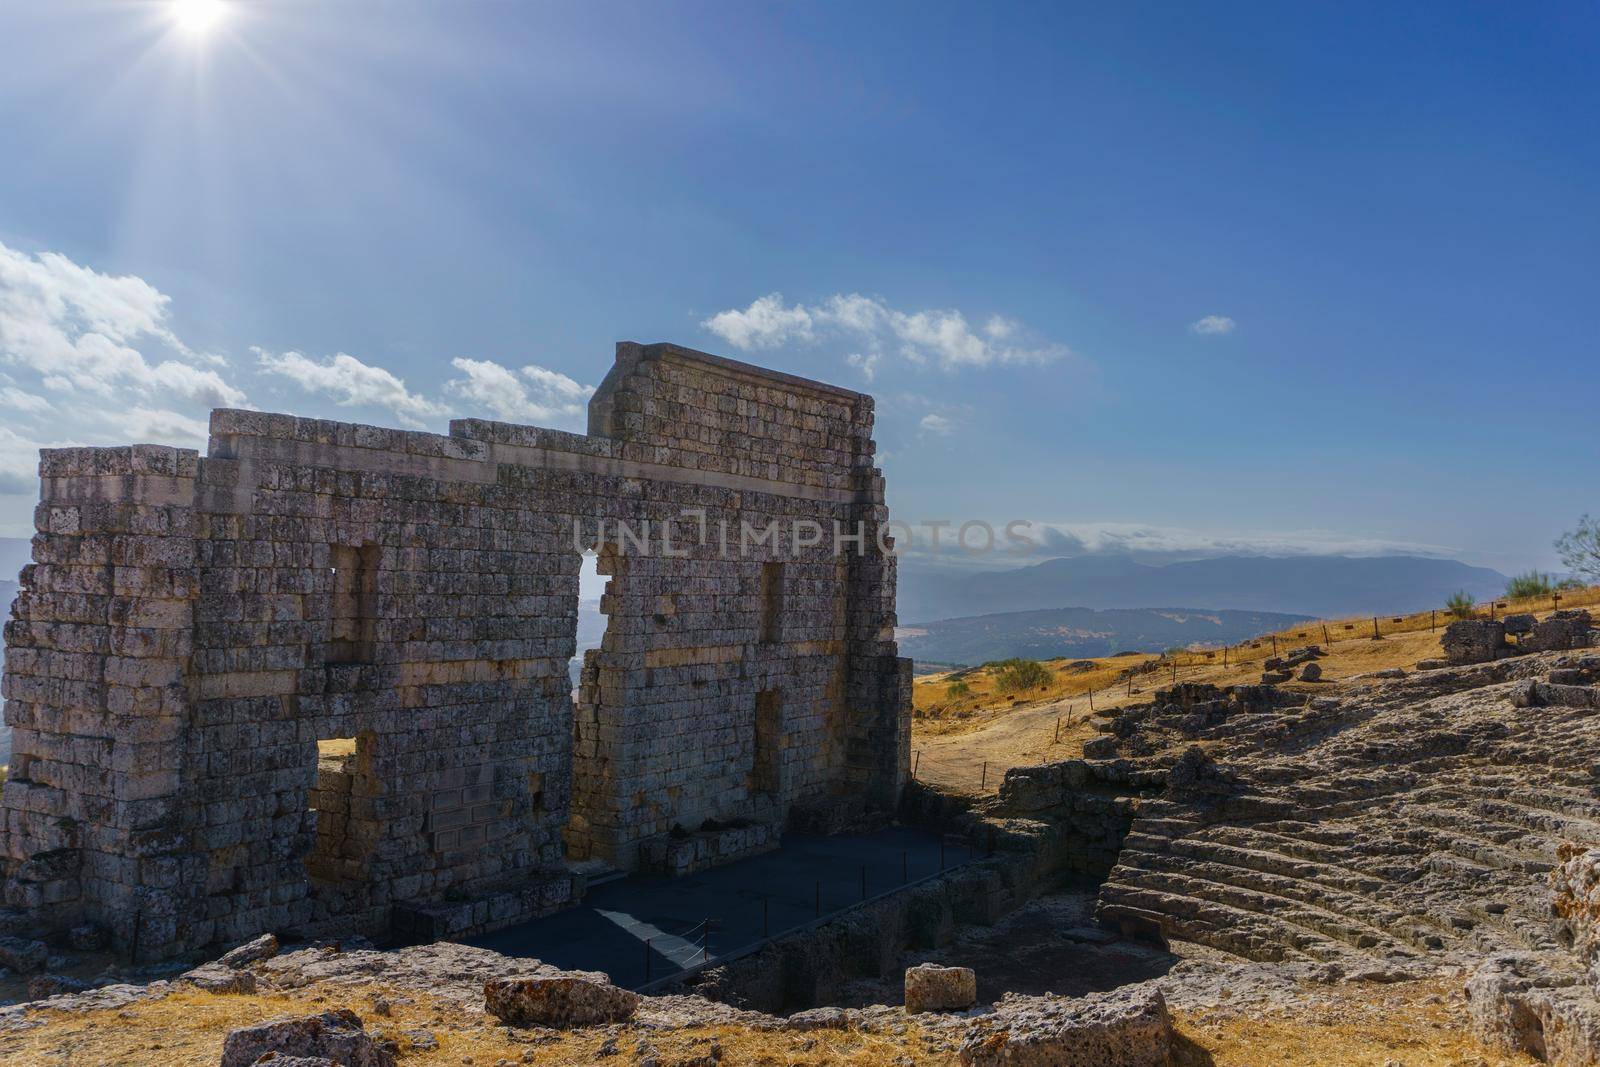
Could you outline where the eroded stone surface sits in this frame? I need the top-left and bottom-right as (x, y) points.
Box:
(483, 974), (641, 1028)
(218, 1009), (394, 1067)
(904, 963), (977, 1014)
(958, 983), (1173, 1066)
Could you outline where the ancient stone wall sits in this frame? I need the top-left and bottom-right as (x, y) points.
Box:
(0, 342), (910, 959)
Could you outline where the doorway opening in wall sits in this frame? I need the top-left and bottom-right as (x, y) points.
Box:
(565, 547), (615, 864)
(570, 551), (610, 698)
(753, 689), (781, 798)
(327, 543), (379, 664)
(307, 733), (375, 890)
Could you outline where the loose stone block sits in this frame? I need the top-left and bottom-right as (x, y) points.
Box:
(904, 963), (978, 1013)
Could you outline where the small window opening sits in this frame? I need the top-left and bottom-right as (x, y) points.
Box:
(760, 562), (784, 644)
(328, 543), (379, 664)
(753, 689), (781, 797)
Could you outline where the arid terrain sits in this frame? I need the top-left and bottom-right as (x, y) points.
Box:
(4, 595), (1597, 1064)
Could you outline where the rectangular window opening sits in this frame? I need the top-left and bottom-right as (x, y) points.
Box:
(328, 543), (379, 664)
(753, 689), (781, 797)
(760, 561), (784, 644)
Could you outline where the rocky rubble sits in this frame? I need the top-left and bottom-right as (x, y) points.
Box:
(958, 983), (1173, 1066)
(218, 1008), (395, 1067)
(483, 973), (641, 1027)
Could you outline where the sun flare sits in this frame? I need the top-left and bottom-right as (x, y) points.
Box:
(170, 0), (227, 37)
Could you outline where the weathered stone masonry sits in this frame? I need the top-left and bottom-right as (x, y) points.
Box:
(0, 342), (911, 959)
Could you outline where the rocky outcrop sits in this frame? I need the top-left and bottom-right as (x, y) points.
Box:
(1529, 611), (1597, 654)
(958, 983), (1173, 1066)
(219, 933), (281, 969)
(483, 974), (641, 1028)
(1443, 619), (1508, 664)
(219, 1009), (394, 1067)
(1466, 955), (1600, 1066)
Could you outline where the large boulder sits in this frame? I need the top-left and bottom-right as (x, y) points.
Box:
(1443, 620), (1507, 665)
(219, 1009), (394, 1067)
(1465, 955), (1600, 1067)
(959, 983), (1173, 1066)
(904, 963), (977, 1014)
(220, 932), (281, 969)
(183, 962), (257, 994)
(1528, 611), (1596, 654)
(483, 974), (640, 1028)
(0, 935), (48, 974)
(1552, 845), (1600, 986)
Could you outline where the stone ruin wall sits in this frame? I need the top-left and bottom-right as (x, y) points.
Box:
(0, 342), (911, 960)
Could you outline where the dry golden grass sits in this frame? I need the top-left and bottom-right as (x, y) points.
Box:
(317, 737), (358, 758)
(0, 987), (938, 1066)
(0, 977), (1534, 1066)
(908, 589), (1598, 795)
(913, 584), (1600, 736)
(1171, 978), (1536, 1066)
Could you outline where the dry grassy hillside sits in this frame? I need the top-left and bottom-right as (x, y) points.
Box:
(909, 584), (1600, 794)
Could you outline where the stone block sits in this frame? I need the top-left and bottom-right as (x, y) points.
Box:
(904, 963), (978, 1013)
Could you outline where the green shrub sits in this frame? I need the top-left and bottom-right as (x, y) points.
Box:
(945, 680), (972, 698)
(1446, 590), (1476, 619)
(1506, 570), (1557, 600)
(992, 658), (1052, 693)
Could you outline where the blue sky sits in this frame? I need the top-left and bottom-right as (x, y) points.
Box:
(0, 1), (1594, 571)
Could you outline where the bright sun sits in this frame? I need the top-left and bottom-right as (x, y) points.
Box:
(170, 0), (227, 36)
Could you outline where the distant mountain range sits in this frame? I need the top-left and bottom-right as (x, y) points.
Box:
(895, 605), (1313, 666)
(897, 553), (1508, 625)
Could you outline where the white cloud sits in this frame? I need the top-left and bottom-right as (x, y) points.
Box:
(118, 408), (213, 446)
(703, 292), (1071, 371)
(0, 387), (50, 413)
(444, 358), (594, 428)
(0, 240), (241, 402)
(700, 293), (815, 350)
(983, 314), (1017, 340)
(918, 413), (955, 436)
(845, 351), (881, 382)
(255, 349), (446, 428)
(0, 240), (251, 492)
(1033, 521), (1456, 560)
(1190, 314), (1236, 336)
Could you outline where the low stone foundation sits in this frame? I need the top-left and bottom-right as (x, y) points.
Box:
(638, 822), (777, 877)
(389, 871), (578, 944)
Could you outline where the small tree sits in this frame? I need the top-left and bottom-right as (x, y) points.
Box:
(1506, 570), (1556, 600)
(992, 658), (1052, 693)
(1557, 516), (1600, 583)
(1446, 590), (1476, 619)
